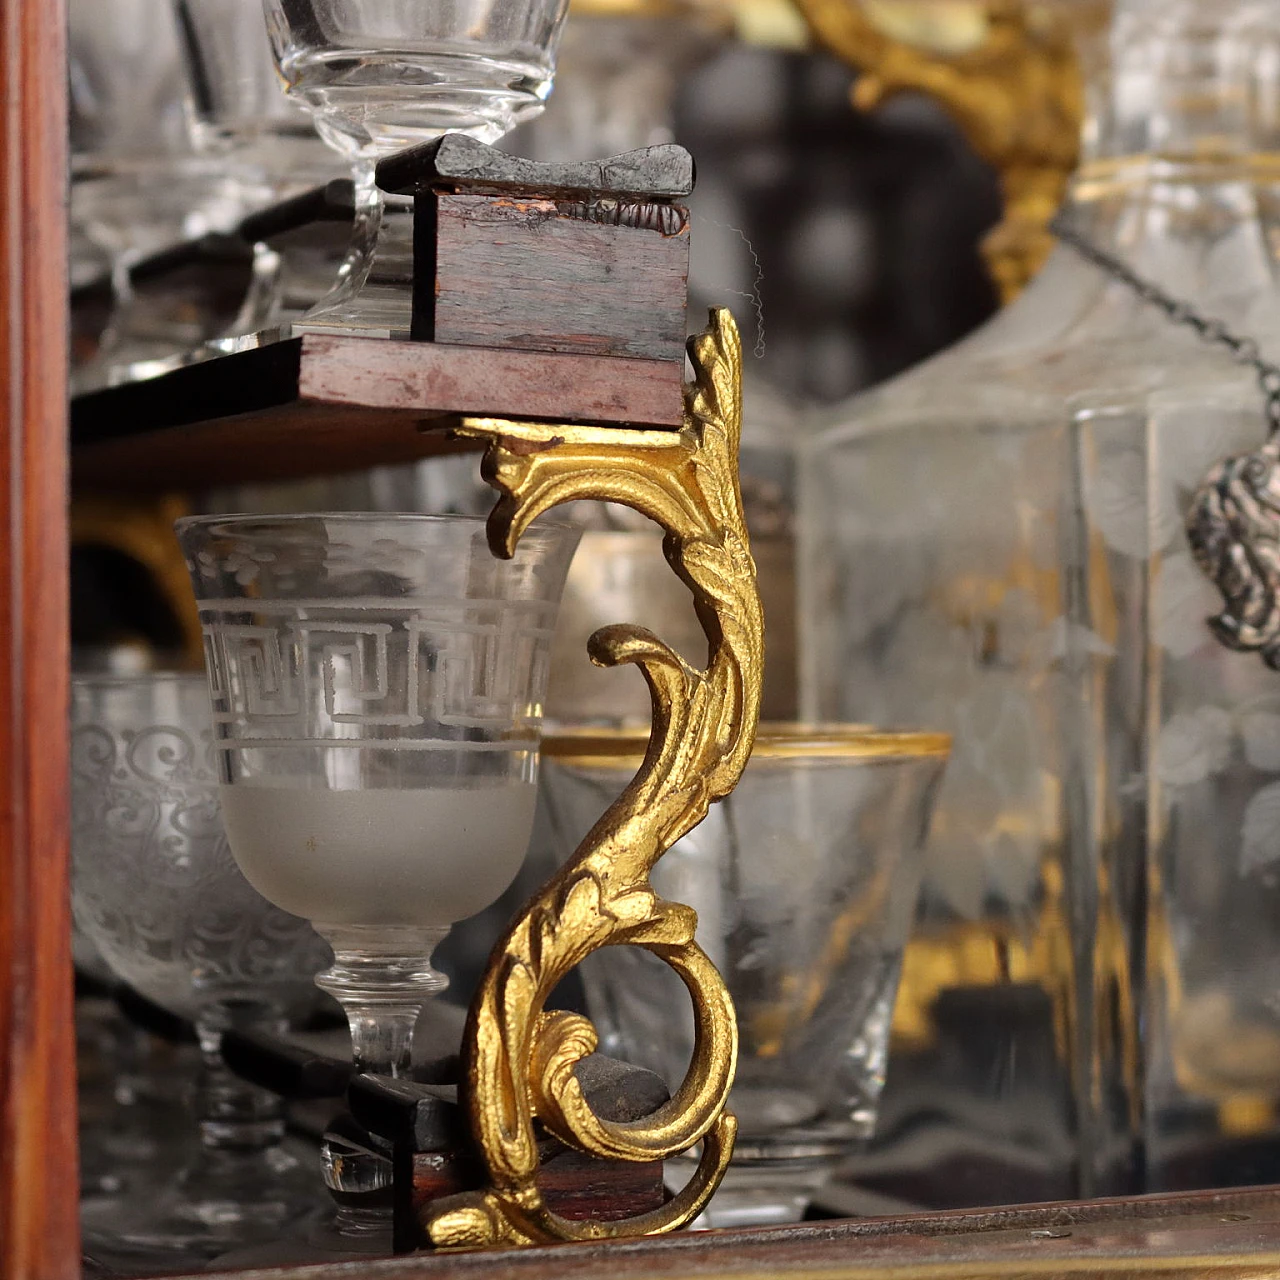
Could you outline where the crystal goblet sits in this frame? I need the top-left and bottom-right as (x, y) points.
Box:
(261, 0), (571, 335)
(541, 724), (949, 1227)
(71, 673), (331, 1267)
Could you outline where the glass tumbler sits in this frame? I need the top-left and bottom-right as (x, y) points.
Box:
(261, 0), (571, 334)
(541, 725), (950, 1227)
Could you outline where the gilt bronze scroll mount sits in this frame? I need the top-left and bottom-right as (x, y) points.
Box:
(423, 307), (764, 1248)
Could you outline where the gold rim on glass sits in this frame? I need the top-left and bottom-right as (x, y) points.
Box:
(543, 722), (951, 767)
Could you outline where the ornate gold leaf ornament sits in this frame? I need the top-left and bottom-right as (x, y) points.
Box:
(424, 307), (765, 1248)
(790, 0), (1089, 302)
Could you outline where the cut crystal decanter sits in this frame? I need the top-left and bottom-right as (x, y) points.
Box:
(801, 0), (1280, 1199)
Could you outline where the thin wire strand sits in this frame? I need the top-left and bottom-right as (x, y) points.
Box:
(1050, 212), (1280, 433)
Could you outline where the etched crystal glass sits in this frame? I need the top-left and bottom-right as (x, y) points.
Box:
(177, 513), (581, 1081)
(541, 725), (948, 1226)
(801, 0), (1280, 1200)
(71, 673), (330, 1265)
(261, 0), (570, 334)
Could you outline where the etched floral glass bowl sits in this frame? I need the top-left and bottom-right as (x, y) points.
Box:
(541, 724), (949, 1227)
(71, 672), (331, 1265)
(71, 673), (326, 1029)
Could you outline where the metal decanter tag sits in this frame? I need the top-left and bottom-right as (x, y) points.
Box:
(1053, 214), (1280, 667)
(1185, 434), (1280, 666)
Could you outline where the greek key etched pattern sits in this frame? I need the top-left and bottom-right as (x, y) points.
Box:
(200, 599), (558, 741)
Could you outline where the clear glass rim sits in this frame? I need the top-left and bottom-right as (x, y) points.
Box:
(174, 511), (579, 537)
(544, 722), (952, 766)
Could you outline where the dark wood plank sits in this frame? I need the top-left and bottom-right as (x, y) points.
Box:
(409, 1146), (665, 1235)
(72, 402), (475, 494)
(71, 336), (685, 493)
(0, 0), (78, 1275)
(71, 338), (309, 446)
(427, 193), (689, 361)
(295, 335), (684, 424)
(191, 1184), (1280, 1279)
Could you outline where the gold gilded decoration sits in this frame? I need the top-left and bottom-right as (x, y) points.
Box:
(790, 0), (1088, 301)
(544, 723), (952, 766)
(424, 308), (764, 1249)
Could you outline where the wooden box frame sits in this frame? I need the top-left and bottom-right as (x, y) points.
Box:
(10, 2), (1280, 1276)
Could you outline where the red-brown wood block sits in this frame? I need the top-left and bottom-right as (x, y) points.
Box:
(420, 191), (690, 362)
(410, 1143), (666, 1246)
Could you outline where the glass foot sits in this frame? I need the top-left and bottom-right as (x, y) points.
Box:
(288, 168), (415, 340)
(81, 1143), (323, 1273)
(669, 1152), (836, 1228)
(209, 1206), (394, 1270)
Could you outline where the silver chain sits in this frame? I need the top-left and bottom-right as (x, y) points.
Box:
(1049, 212), (1280, 433)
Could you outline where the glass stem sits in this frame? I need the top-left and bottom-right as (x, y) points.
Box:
(93, 251), (141, 365)
(313, 924), (451, 1077)
(217, 241), (284, 347)
(193, 1005), (288, 1154)
(294, 158), (416, 339)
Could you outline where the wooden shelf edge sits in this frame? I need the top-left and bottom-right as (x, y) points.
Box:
(175, 1185), (1280, 1280)
(71, 334), (685, 494)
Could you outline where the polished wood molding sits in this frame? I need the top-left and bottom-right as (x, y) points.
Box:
(0, 0), (77, 1276)
(178, 1184), (1280, 1278)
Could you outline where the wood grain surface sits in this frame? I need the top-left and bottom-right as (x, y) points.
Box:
(189, 1185), (1280, 1280)
(425, 193), (689, 361)
(296, 334), (685, 425)
(0, 0), (78, 1276)
(72, 336), (685, 493)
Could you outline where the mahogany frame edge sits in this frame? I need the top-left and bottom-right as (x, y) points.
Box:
(0, 0), (78, 1277)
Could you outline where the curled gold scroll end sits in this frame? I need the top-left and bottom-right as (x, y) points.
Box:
(425, 1192), (543, 1251)
(437, 308), (759, 1248)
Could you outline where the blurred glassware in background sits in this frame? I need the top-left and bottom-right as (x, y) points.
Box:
(69, 0), (248, 388)
(514, 0), (730, 164)
(801, 0), (1280, 1203)
(170, 0), (350, 345)
(72, 673), (330, 1269)
(73, 925), (193, 1215)
(541, 725), (948, 1226)
(174, 0), (330, 180)
(261, 0), (572, 335)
